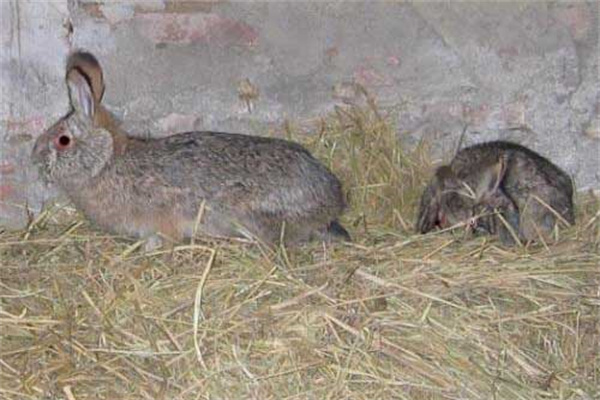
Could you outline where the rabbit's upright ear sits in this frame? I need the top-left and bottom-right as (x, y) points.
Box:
(416, 166), (451, 233)
(476, 156), (507, 201)
(434, 166), (456, 188)
(416, 183), (439, 233)
(66, 52), (105, 104)
(67, 68), (95, 120)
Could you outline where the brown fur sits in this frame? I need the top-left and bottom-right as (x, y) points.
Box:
(67, 51), (105, 103)
(32, 51), (350, 248)
(416, 141), (575, 245)
(68, 51), (131, 155)
(93, 106), (130, 156)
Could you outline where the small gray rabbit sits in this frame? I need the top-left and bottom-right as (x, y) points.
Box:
(416, 141), (575, 244)
(32, 51), (350, 248)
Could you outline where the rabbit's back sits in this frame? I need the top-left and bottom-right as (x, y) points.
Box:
(453, 141), (575, 238)
(416, 140), (575, 243)
(451, 141), (573, 195)
(133, 131), (343, 213)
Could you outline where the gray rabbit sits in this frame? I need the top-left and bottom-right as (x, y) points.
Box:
(32, 51), (350, 248)
(416, 141), (575, 244)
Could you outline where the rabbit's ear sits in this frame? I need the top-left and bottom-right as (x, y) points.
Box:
(435, 166), (462, 191)
(476, 156), (507, 201)
(67, 68), (95, 120)
(66, 51), (105, 104)
(416, 166), (449, 233)
(416, 183), (440, 233)
(435, 166), (453, 185)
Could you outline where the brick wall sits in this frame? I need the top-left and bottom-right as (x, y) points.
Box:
(1, 1), (598, 228)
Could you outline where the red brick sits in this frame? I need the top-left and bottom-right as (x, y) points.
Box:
(0, 184), (14, 201)
(0, 163), (16, 175)
(137, 13), (258, 47)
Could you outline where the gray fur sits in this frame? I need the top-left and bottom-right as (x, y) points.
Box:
(32, 51), (349, 246)
(416, 141), (575, 244)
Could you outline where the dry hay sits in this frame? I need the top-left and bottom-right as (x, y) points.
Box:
(1, 101), (599, 400)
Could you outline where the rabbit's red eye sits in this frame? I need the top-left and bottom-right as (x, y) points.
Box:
(54, 135), (72, 150)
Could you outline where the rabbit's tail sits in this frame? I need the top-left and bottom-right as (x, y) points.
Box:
(327, 220), (351, 242)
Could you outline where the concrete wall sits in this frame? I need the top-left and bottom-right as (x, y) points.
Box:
(1, 1), (598, 229)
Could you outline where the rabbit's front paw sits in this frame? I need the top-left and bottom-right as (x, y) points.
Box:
(143, 235), (164, 252)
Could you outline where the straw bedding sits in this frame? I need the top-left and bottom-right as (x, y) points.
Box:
(1, 103), (598, 400)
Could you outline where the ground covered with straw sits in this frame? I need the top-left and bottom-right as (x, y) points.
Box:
(1, 103), (599, 400)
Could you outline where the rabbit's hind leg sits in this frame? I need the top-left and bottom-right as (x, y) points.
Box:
(181, 209), (249, 242)
(231, 213), (350, 247)
(496, 208), (521, 246)
(519, 196), (560, 243)
(226, 212), (282, 245)
(287, 219), (351, 244)
(128, 212), (185, 251)
(323, 220), (351, 242)
(235, 214), (320, 246)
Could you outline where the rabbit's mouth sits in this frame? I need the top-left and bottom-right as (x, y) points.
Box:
(37, 169), (53, 186)
(31, 159), (55, 186)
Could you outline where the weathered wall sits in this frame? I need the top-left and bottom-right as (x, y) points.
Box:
(1, 1), (598, 229)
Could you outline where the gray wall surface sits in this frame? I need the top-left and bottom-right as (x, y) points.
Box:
(1, 1), (599, 229)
